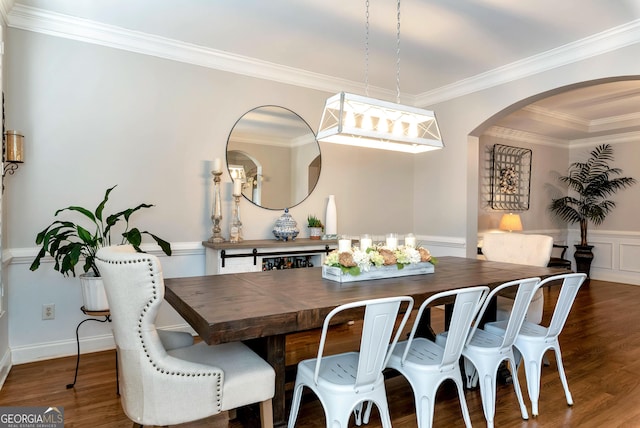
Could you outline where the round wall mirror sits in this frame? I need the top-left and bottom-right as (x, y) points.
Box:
(226, 106), (321, 210)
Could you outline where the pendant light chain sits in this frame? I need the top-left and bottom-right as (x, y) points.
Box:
(365, 0), (370, 97)
(316, 0), (443, 153)
(396, 0), (401, 104)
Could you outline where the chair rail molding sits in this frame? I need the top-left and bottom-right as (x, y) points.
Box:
(5, 242), (204, 265)
(4, 231), (635, 366)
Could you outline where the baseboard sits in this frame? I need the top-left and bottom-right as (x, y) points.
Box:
(11, 333), (115, 365)
(11, 323), (193, 365)
(0, 347), (12, 390)
(591, 268), (640, 286)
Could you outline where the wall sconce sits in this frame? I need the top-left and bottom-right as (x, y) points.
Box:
(3, 130), (24, 177)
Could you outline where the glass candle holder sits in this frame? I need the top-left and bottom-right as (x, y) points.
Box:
(338, 237), (352, 253)
(360, 234), (372, 251)
(229, 194), (243, 243)
(386, 233), (398, 250)
(404, 233), (416, 248)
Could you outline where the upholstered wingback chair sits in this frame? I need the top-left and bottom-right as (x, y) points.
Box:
(96, 245), (275, 428)
(482, 233), (554, 323)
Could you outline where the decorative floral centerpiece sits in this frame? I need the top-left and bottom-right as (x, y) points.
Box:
(324, 243), (436, 277)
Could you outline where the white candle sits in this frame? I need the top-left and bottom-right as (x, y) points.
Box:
(360, 235), (372, 251)
(405, 234), (416, 248)
(338, 239), (351, 253)
(233, 179), (242, 196)
(213, 158), (222, 174)
(386, 233), (398, 250)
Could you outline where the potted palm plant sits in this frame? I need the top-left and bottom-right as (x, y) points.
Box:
(549, 144), (636, 275)
(30, 185), (172, 310)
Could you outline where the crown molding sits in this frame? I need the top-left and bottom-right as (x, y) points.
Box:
(6, 4), (640, 107)
(569, 130), (640, 148)
(523, 104), (640, 133)
(484, 126), (568, 148)
(415, 20), (640, 107)
(522, 105), (589, 130)
(589, 111), (640, 131)
(0, 0), (14, 26)
(485, 126), (640, 149)
(6, 4), (397, 101)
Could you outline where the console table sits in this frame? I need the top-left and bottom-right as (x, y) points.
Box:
(203, 238), (337, 275)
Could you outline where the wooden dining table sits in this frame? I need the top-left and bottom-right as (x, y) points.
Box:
(164, 256), (565, 426)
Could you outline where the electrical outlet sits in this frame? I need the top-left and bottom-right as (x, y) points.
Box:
(42, 303), (55, 320)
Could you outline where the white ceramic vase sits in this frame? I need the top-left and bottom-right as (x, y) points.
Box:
(325, 195), (337, 236)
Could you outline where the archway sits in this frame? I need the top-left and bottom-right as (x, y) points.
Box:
(466, 76), (640, 255)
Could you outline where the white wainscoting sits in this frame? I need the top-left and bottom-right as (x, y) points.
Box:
(5, 243), (204, 365)
(566, 229), (640, 285)
(4, 231), (636, 368)
(477, 229), (640, 286)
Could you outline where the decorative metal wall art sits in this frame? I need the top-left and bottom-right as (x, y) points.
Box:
(490, 144), (532, 211)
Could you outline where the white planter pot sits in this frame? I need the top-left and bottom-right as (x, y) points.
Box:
(309, 227), (323, 240)
(80, 273), (109, 311)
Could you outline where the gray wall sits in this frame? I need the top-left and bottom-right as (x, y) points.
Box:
(0, 22), (9, 383)
(2, 29), (415, 363)
(477, 136), (570, 234)
(478, 137), (639, 236)
(4, 29), (416, 248)
(2, 26), (640, 364)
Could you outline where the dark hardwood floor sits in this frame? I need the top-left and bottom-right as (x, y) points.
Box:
(1, 279), (639, 427)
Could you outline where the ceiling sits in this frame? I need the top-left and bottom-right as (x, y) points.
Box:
(8, 0), (640, 142)
(490, 80), (640, 143)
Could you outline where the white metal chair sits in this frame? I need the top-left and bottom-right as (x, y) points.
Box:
(387, 286), (489, 428)
(439, 277), (542, 428)
(287, 296), (414, 428)
(95, 245), (275, 428)
(482, 233), (553, 324)
(484, 273), (587, 416)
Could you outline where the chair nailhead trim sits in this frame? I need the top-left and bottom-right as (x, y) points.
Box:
(97, 253), (223, 407)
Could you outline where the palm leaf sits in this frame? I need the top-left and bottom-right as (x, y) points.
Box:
(549, 143), (636, 245)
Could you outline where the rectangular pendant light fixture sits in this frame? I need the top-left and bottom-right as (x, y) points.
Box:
(317, 92), (444, 154)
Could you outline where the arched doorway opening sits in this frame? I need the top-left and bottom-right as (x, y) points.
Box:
(468, 76), (640, 256)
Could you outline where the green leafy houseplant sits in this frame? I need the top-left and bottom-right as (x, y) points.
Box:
(307, 215), (324, 229)
(30, 185), (172, 277)
(307, 215), (324, 240)
(549, 144), (636, 246)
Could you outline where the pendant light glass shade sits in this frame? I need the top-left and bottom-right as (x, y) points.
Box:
(317, 92), (444, 153)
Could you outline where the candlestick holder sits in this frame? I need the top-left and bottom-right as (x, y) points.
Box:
(208, 170), (225, 243)
(229, 194), (243, 243)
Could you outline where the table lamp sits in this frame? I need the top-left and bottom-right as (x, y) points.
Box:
(499, 213), (523, 232)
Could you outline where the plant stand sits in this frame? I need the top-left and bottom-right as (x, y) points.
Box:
(67, 306), (118, 395)
(574, 244), (594, 278)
